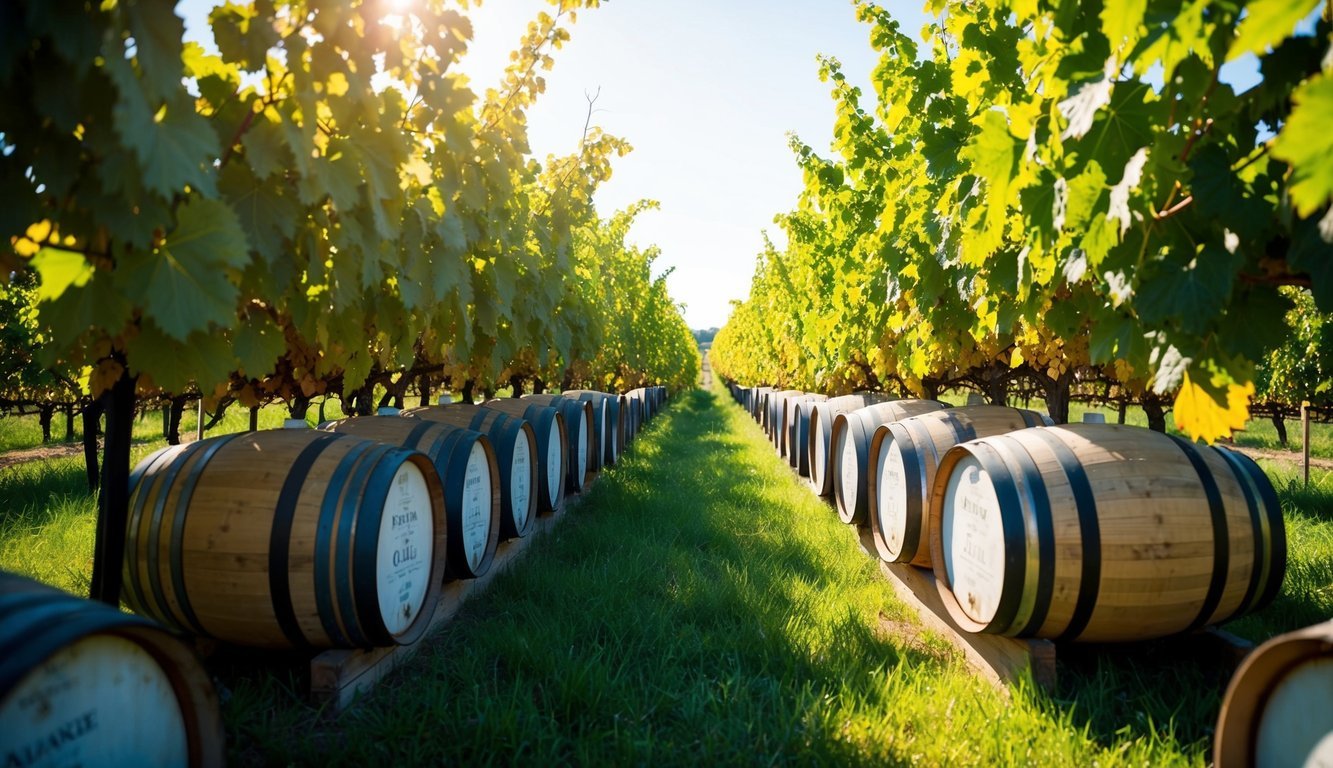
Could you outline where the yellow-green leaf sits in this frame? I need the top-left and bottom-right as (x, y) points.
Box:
(1174, 369), (1253, 443)
(1228, 0), (1322, 61)
(30, 247), (93, 303)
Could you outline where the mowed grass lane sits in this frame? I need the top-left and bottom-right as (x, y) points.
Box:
(225, 385), (1249, 766)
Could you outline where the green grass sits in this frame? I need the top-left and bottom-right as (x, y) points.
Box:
(2, 384), (1331, 764)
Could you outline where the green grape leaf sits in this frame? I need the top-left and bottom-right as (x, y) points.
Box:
(1287, 212), (1333, 311)
(305, 151), (362, 212)
(1064, 161), (1108, 232)
(35, 272), (135, 368)
(1228, 0), (1322, 61)
(1272, 72), (1333, 217)
(220, 164), (300, 265)
(1075, 82), (1158, 184)
(30, 247), (93, 303)
(240, 119), (290, 180)
(1189, 145), (1246, 220)
(1082, 214), (1120, 267)
(219, 163), (299, 264)
(1217, 285), (1295, 362)
(120, 198), (249, 341)
(1136, 244), (1243, 334)
(233, 313), (286, 378)
(183, 41), (241, 106)
(210, 1), (279, 71)
(128, 320), (238, 394)
(1089, 309), (1139, 364)
(126, 0), (187, 104)
(147, 108), (222, 200)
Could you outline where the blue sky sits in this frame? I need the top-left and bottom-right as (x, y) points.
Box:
(178, 0), (930, 330)
(456, 1), (934, 330)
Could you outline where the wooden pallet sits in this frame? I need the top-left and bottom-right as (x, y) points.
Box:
(849, 526), (1057, 693)
(309, 502), (573, 710)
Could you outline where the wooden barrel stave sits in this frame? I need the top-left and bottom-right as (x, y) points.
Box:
(564, 390), (627, 466)
(807, 393), (898, 497)
(1215, 620), (1333, 767)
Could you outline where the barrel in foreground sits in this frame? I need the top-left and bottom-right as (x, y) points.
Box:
(1215, 619), (1333, 768)
(1, 571), (225, 767)
(123, 430), (447, 649)
(929, 423), (1286, 643)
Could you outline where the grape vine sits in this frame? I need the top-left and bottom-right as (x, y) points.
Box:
(713, 0), (1333, 441)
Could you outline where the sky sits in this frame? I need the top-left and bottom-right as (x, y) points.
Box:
(178, 0), (934, 331)
(455, 1), (934, 331)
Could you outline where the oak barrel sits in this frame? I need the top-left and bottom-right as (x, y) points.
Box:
(786, 394), (827, 469)
(0, 572), (224, 768)
(625, 388), (646, 433)
(399, 404), (538, 539)
(523, 394), (596, 492)
(123, 430), (447, 649)
(831, 399), (947, 524)
(563, 390), (627, 466)
(765, 390), (804, 450)
(321, 416), (501, 580)
(1215, 620), (1333, 767)
(867, 406), (1048, 567)
(753, 387), (774, 425)
(808, 393), (897, 497)
(479, 399), (567, 511)
(929, 424), (1287, 642)
(626, 394), (643, 442)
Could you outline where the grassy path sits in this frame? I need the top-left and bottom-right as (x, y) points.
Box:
(227, 386), (1225, 766)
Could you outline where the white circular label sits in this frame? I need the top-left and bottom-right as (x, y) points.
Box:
(941, 455), (1006, 625)
(546, 420), (562, 506)
(1256, 657), (1333, 768)
(575, 412), (588, 485)
(0, 635), (189, 768)
(877, 436), (909, 558)
(510, 433), (532, 531)
(460, 442), (491, 571)
(375, 461), (434, 637)
(838, 427), (859, 515)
